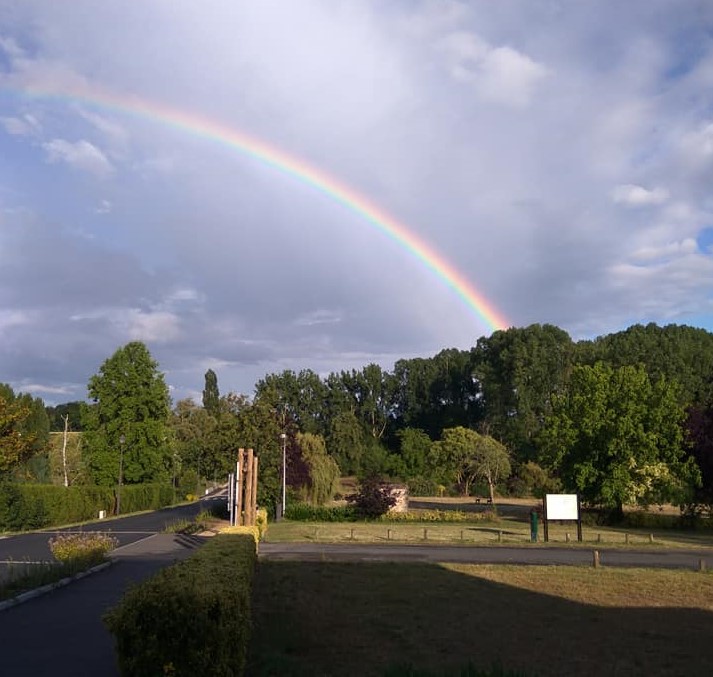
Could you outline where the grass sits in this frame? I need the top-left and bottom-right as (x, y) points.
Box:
(248, 560), (713, 676)
(264, 517), (713, 550)
(0, 556), (107, 602)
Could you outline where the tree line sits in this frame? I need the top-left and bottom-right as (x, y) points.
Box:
(2, 322), (713, 519)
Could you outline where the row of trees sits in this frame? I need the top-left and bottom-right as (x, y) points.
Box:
(2, 322), (713, 519)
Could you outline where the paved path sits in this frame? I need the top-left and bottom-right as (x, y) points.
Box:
(260, 542), (712, 570)
(0, 532), (206, 677)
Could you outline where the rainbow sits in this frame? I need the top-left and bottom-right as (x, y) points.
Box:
(5, 83), (509, 333)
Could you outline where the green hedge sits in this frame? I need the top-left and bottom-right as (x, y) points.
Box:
(0, 483), (175, 531)
(105, 534), (256, 677)
(284, 502), (358, 522)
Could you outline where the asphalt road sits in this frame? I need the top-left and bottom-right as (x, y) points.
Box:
(260, 541), (712, 570)
(0, 496), (222, 565)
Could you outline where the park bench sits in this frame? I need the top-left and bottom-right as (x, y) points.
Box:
(474, 497), (493, 505)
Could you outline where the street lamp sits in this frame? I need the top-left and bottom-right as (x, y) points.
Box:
(280, 433), (287, 519)
(117, 434), (125, 515)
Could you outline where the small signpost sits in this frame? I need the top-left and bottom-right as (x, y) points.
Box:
(542, 493), (582, 542)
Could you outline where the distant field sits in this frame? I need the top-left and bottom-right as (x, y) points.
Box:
(248, 561), (713, 676)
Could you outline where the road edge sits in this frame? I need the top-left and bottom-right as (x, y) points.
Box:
(0, 560), (114, 612)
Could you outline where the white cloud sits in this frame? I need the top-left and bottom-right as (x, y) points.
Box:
(43, 138), (113, 177)
(94, 199), (112, 214)
(612, 184), (669, 206)
(125, 310), (180, 343)
(1, 114), (41, 136)
(439, 31), (547, 106)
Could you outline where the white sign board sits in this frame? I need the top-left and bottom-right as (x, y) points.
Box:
(545, 494), (579, 520)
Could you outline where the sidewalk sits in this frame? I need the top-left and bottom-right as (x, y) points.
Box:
(0, 533), (205, 677)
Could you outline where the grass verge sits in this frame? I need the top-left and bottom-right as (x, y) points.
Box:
(0, 555), (107, 602)
(248, 561), (713, 677)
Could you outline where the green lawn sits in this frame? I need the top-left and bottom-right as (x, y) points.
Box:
(247, 561), (713, 676)
(264, 518), (713, 550)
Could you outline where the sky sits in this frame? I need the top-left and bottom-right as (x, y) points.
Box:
(1, 0), (713, 406)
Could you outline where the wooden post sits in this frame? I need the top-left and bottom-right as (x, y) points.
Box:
(699, 559), (707, 572)
(244, 448), (254, 526)
(498, 530), (502, 543)
(593, 550), (600, 568)
(251, 454), (259, 526)
(625, 533), (629, 545)
(649, 533), (654, 543)
(597, 533), (601, 544)
(235, 449), (244, 526)
(387, 528), (392, 540)
(566, 532), (570, 543)
(423, 528), (428, 540)
(460, 529), (464, 541)
(350, 528), (355, 540)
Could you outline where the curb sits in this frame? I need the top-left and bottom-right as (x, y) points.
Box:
(0, 560), (114, 612)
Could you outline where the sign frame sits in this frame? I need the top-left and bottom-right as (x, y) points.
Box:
(542, 493), (582, 542)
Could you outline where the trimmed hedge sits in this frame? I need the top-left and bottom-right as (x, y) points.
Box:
(105, 534), (257, 677)
(284, 502), (358, 522)
(380, 509), (498, 523)
(0, 483), (175, 532)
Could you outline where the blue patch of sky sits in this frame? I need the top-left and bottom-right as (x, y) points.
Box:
(697, 227), (713, 255)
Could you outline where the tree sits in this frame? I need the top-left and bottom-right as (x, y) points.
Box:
(470, 434), (511, 504)
(0, 394), (35, 476)
(429, 426), (482, 495)
(539, 363), (699, 517)
(0, 384), (49, 481)
(81, 342), (172, 486)
(395, 427), (431, 478)
(294, 432), (340, 505)
(471, 324), (575, 462)
(684, 404), (713, 514)
(202, 369), (220, 417)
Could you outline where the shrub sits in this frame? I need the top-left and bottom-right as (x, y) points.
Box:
(284, 503), (358, 522)
(380, 509), (497, 523)
(105, 534), (256, 677)
(49, 531), (118, 564)
(346, 476), (397, 519)
(177, 469), (199, 499)
(255, 508), (268, 538)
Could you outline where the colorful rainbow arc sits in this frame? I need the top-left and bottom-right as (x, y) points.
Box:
(9, 84), (510, 333)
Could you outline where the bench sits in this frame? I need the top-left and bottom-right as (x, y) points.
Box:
(474, 497), (493, 505)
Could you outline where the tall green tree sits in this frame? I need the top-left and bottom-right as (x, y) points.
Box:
(539, 363), (699, 516)
(472, 324), (575, 462)
(81, 342), (172, 486)
(202, 369), (220, 417)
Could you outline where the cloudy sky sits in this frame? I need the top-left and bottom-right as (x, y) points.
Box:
(1, 1), (713, 405)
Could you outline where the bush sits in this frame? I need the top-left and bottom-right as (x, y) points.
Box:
(105, 534), (256, 677)
(346, 476), (397, 519)
(49, 531), (118, 564)
(255, 508), (268, 538)
(380, 509), (497, 523)
(177, 469), (199, 499)
(284, 503), (358, 522)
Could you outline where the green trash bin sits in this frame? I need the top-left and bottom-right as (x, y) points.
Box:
(530, 509), (539, 542)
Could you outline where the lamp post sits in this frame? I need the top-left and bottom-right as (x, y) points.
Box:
(117, 434), (125, 515)
(280, 433), (287, 519)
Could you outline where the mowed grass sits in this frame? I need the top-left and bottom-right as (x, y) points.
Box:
(264, 518), (713, 550)
(248, 561), (713, 677)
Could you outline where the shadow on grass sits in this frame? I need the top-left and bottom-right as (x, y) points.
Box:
(247, 561), (713, 677)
